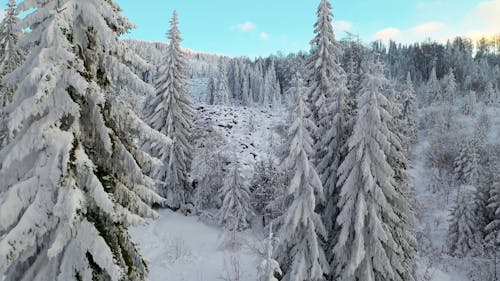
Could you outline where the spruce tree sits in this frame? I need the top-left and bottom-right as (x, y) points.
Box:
(206, 75), (216, 104)
(217, 161), (253, 248)
(264, 61), (281, 109)
(306, 2), (350, 259)
(399, 73), (417, 145)
(448, 192), (478, 258)
(463, 90), (477, 116)
(332, 59), (415, 281)
(441, 68), (457, 104)
(143, 11), (194, 211)
(0, 0), (22, 108)
(453, 139), (480, 187)
(214, 61), (230, 105)
(345, 40), (362, 123)
(276, 84), (327, 281)
(0, 1), (171, 280)
(384, 86), (418, 281)
(241, 69), (252, 106)
(425, 65), (441, 106)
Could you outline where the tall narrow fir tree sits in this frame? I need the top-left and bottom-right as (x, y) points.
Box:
(143, 11), (195, 211)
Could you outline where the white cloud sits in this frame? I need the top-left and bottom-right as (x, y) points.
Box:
(410, 21), (447, 35)
(259, 32), (270, 40)
(0, 10), (6, 22)
(373, 27), (402, 41)
(373, 0), (500, 43)
(463, 0), (500, 39)
(232, 21), (256, 32)
(408, 21), (454, 42)
(333, 21), (353, 34)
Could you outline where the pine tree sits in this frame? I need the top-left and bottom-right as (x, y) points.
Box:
(384, 85), (418, 281)
(214, 61), (230, 105)
(0, 1), (172, 280)
(332, 59), (415, 281)
(0, 0), (23, 108)
(241, 68), (252, 106)
(425, 65), (441, 106)
(306, 1), (350, 255)
(143, 11), (194, 211)
(276, 85), (327, 281)
(206, 75), (216, 104)
(346, 40), (362, 123)
(284, 72), (304, 110)
(264, 61), (281, 109)
(399, 72), (417, 146)
(463, 90), (477, 116)
(448, 191), (478, 258)
(441, 68), (457, 104)
(217, 161), (253, 233)
(453, 139), (480, 187)
(307, 0), (341, 126)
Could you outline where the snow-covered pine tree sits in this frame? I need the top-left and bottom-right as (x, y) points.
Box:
(258, 222), (282, 281)
(143, 11), (194, 212)
(399, 72), (417, 146)
(214, 60), (230, 105)
(463, 90), (477, 116)
(206, 75), (216, 104)
(332, 58), (415, 281)
(217, 161), (253, 233)
(386, 87), (405, 145)
(384, 84), (418, 281)
(0, 1), (172, 280)
(0, 0), (22, 108)
(276, 84), (327, 281)
(453, 138), (480, 187)
(241, 67), (252, 106)
(441, 68), (457, 104)
(264, 61), (281, 109)
(345, 40), (362, 123)
(306, 0), (349, 137)
(284, 72), (305, 112)
(448, 191), (478, 258)
(425, 65), (441, 106)
(306, 0), (350, 246)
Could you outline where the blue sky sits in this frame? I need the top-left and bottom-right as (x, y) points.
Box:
(2, 0), (499, 57)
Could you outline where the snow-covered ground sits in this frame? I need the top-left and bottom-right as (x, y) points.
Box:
(131, 209), (261, 281)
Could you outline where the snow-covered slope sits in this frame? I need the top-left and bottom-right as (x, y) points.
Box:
(131, 78), (287, 281)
